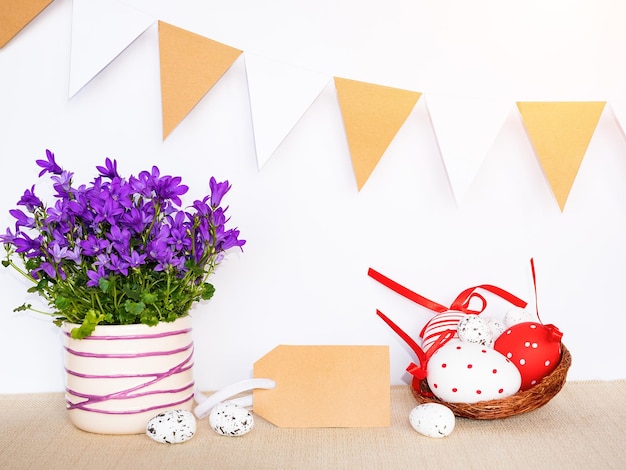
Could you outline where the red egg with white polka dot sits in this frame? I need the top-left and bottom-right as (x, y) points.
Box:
(426, 340), (522, 403)
(493, 322), (562, 391)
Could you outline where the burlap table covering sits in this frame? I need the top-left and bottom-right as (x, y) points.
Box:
(1, 381), (624, 469)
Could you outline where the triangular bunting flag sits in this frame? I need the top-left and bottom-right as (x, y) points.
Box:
(609, 101), (626, 140)
(159, 21), (242, 140)
(68, 0), (155, 98)
(517, 101), (606, 211)
(426, 94), (511, 204)
(334, 77), (421, 190)
(245, 53), (330, 169)
(0, 0), (53, 48)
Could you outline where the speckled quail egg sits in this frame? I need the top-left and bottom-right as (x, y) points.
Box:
(146, 409), (196, 444)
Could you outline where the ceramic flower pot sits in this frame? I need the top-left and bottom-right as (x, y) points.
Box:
(62, 316), (195, 434)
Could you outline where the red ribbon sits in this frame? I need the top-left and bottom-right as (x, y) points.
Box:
(369, 264), (531, 393)
(376, 309), (455, 383)
(368, 267), (528, 315)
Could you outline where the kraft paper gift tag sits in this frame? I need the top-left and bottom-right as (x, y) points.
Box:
(253, 345), (390, 428)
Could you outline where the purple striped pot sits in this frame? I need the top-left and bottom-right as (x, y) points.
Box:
(62, 316), (195, 434)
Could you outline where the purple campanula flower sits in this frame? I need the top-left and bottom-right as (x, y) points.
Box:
(219, 229), (245, 251)
(11, 232), (42, 256)
(209, 177), (231, 208)
(124, 249), (147, 268)
(96, 158), (119, 179)
(169, 254), (187, 272)
(167, 211), (191, 253)
(134, 165), (161, 198)
(191, 196), (211, 217)
(147, 238), (169, 264)
(51, 228), (71, 247)
(0, 228), (16, 245)
(122, 205), (153, 234)
(107, 253), (129, 276)
(155, 175), (188, 207)
(36, 149), (63, 176)
(92, 192), (124, 226)
(51, 170), (74, 198)
(86, 266), (107, 287)
(79, 234), (110, 257)
(46, 199), (70, 225)
(17, 186), (42, 211)
(153, 250), (183, 272)
(106, 224), (131, 254)
(65, 246), (82, 263)
(107, 177), (133, 209)
(32, 261), (57, 279)
(48, 242), (68, 263)
(9, 209), (35, 230)
(68, 195), (93, 225)
(93, 253), (110, 269)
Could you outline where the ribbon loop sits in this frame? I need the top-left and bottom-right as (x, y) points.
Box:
(369, 267), (528, 316)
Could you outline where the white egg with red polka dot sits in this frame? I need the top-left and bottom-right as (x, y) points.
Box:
(427, 339), (522, 403)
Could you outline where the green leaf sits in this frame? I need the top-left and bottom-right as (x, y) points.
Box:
(13, 303), (32, 312)
(140, 311), (159, 326)
(98, 277), (110, 293)
(122, 285), (140, 301)
(141, 292), (157, 304)
(71, 309), (102, 339)
(1, 260), (9, 267)
(201, 283), (215, 300)
(55, 295), (71, 309)
(124, 300), (145, 316)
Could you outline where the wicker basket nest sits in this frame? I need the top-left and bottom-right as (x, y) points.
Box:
(412, 343), (572, 420)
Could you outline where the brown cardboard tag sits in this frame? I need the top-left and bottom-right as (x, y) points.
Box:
(253, 345), (390, 428)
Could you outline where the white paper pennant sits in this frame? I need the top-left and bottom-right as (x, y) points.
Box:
(609, 100), (626, 140)
(425, 94), (512, 204)
(68, 0), (155, 98)
(244, 53), (330, 169)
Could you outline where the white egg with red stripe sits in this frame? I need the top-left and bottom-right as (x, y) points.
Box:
(420, 310), (466, 353)
(426, 340), (522, 403)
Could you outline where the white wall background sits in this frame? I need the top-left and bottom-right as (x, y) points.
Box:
(1, 0), (625, 393)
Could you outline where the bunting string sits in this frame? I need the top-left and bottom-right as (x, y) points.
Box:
(1, 1), (623, 212)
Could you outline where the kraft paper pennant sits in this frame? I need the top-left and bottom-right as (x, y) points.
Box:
(245, 53), (330, 169)
(159, 21), (242, 140)
(517, 102), (606, 211)
(68, 0), (155, 98)
(0, 0), (53, 48)
(253, 345), (390, 428)
(334, 77), (422, 190)
(426, 94), (512, 204)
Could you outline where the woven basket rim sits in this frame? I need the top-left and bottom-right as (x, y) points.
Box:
(412, 343), (572, 420)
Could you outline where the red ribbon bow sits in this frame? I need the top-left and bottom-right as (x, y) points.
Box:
(368, 264), (530, 392)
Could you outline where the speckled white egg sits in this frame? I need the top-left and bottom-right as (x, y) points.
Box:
(486, 318), (506, 340)
(504, 307), (538, 328)
(146, 409), (196, 444)
(457, 315), (493, 346)
(427, 339), (522, 403)
(409, 403), (455, 438)
(209, 401), (254, 436)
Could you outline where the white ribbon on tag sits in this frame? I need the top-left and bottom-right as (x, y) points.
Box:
(193, 378), (276, 420)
